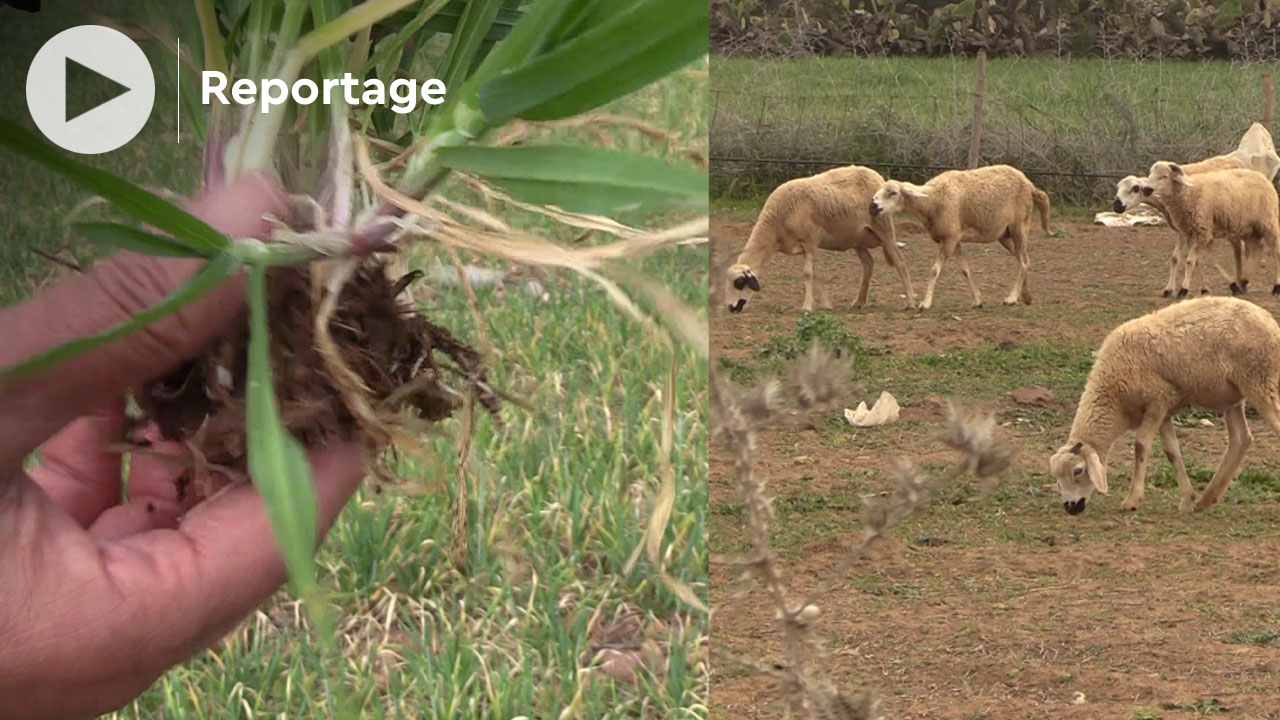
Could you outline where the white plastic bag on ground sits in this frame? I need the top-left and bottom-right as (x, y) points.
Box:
(844, 391), (900, 427)
(1232, 122), (1280, 181)
(1093, 206), (1165, 227)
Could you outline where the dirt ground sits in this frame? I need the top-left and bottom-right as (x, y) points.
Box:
(710, 215), (1280, 720)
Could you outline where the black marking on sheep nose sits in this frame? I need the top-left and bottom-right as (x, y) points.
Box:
(729, 298), (746, 313)
(869, 202), (881, 215)
(1064, 498), (1086, 515)
(1112, 199), (1124, 213)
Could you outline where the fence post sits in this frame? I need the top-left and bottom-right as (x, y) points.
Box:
(968, 50), (987, 169)
(1263, 73), (1274, 130)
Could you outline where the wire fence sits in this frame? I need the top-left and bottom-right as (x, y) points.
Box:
(709, 57), (1279, 205)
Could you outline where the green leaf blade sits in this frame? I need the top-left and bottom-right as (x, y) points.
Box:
(74, 222), (210, 258)
(245, 265), (319, 597)
(0, 253), (239, 383)
(437, 0), (506, 95)
(436, 144), (707, 214)
(0, 115), (232, 254)
(476, 0), (707, 123)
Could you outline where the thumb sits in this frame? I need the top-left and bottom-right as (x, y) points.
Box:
(0, 171), (289, 472)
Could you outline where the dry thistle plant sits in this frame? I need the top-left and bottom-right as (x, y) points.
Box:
(709, 257), (1013, 719)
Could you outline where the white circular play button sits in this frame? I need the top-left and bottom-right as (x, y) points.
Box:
(25, 25), (155, 155)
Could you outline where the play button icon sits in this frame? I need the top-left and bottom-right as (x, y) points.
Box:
(26, 25), (155, 154)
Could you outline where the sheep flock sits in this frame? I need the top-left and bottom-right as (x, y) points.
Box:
(723, 123), (1280, 515)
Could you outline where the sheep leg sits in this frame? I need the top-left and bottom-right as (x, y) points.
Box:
(1159, 418), (1198, 512)
(801, 247), (818, 312)
(1229, 241), (1248, 295)
(1002, 228), (1031, 306)
(919, 240), (954, 311)
(953, 244), (982, 308)
(1194, 403), (1252, 511)
(1178, 239), (1204, 299)
(816, 259), (833, 309)
(1268, 229), (1280, 294)
(880, 242), (916, 309)
(1163, 238), (1184, 297)
(853, 247), (873, 308)
(1120, 412), (1164, 511)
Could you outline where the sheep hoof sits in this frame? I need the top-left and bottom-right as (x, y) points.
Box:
(1002, 299), (1017, 306)
(1162, 289), (1173, 298)
(972, 302), (984, 309)
(1272, 284), (1280, 295)
(1176, 288), (1189, 299)
(1119, 499), (1141, 511)
(1179, 497), (1197, 513)
(1230, 282), (1243, 295)
(1200, 288), (1210, 295)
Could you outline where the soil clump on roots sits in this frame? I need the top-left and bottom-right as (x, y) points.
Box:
(132, 258), (499, 497)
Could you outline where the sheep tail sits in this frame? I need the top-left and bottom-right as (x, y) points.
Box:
(1032, 187), (1051, 234)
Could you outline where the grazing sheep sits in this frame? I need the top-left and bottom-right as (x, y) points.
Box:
(1146, 162), (1280, 298)
(725, 165), (915, 314)
(869, 164), (1050, 310)
(1049, 296), (1280, 515)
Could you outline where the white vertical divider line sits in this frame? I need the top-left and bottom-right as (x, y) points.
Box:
(179, 37), (184, 142)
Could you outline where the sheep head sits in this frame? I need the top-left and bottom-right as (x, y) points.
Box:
(1049, 440), (1109, 514)
(1147, 161), (1192, 195)
(726, 263), (759, 313)
(1113, 175), (1154, 213)
(870, 180), (926, 216)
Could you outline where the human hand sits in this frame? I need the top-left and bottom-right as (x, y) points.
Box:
(0, 173), (366, 720)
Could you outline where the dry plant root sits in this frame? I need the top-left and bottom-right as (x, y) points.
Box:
(133, 255), (500, 498)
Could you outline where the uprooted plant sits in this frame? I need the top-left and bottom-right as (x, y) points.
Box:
(708, 256), (1012, 718)
(0, 0), (709, 698)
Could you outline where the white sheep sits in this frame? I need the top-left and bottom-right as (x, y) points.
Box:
(869, 164), (1050, 310)
(1112, 164), (1242, 297)
(724, 165), (915, 314)
(1146, 162), (1280, 298)
(1049, 296), (1280, 515)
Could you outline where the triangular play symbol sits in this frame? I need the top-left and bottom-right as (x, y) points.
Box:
(65, 56), (131, 122)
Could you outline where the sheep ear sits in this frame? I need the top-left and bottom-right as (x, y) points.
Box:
(1169, 163), (1183, 175)
(901, 185), (929, 200)
(1082, 445), (1108, 494)
(1069, 441), (1083, 454)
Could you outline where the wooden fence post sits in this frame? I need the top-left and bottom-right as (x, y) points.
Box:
(1263, 73), (1274, 130)
(968, 50), (987, 169)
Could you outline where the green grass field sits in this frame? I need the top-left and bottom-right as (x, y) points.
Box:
(1, 6), (708, 719)
(710, 54), (1280, 202)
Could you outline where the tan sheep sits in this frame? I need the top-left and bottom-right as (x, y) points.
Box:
(1113, 166), (1240, 297)
(1112, 156), (1246, 221)
(1146, 162), (1280, 298)
(1049, 296), (1280, 515)
(725, 165), (915, 314)
(869, 164), (1050, 310)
